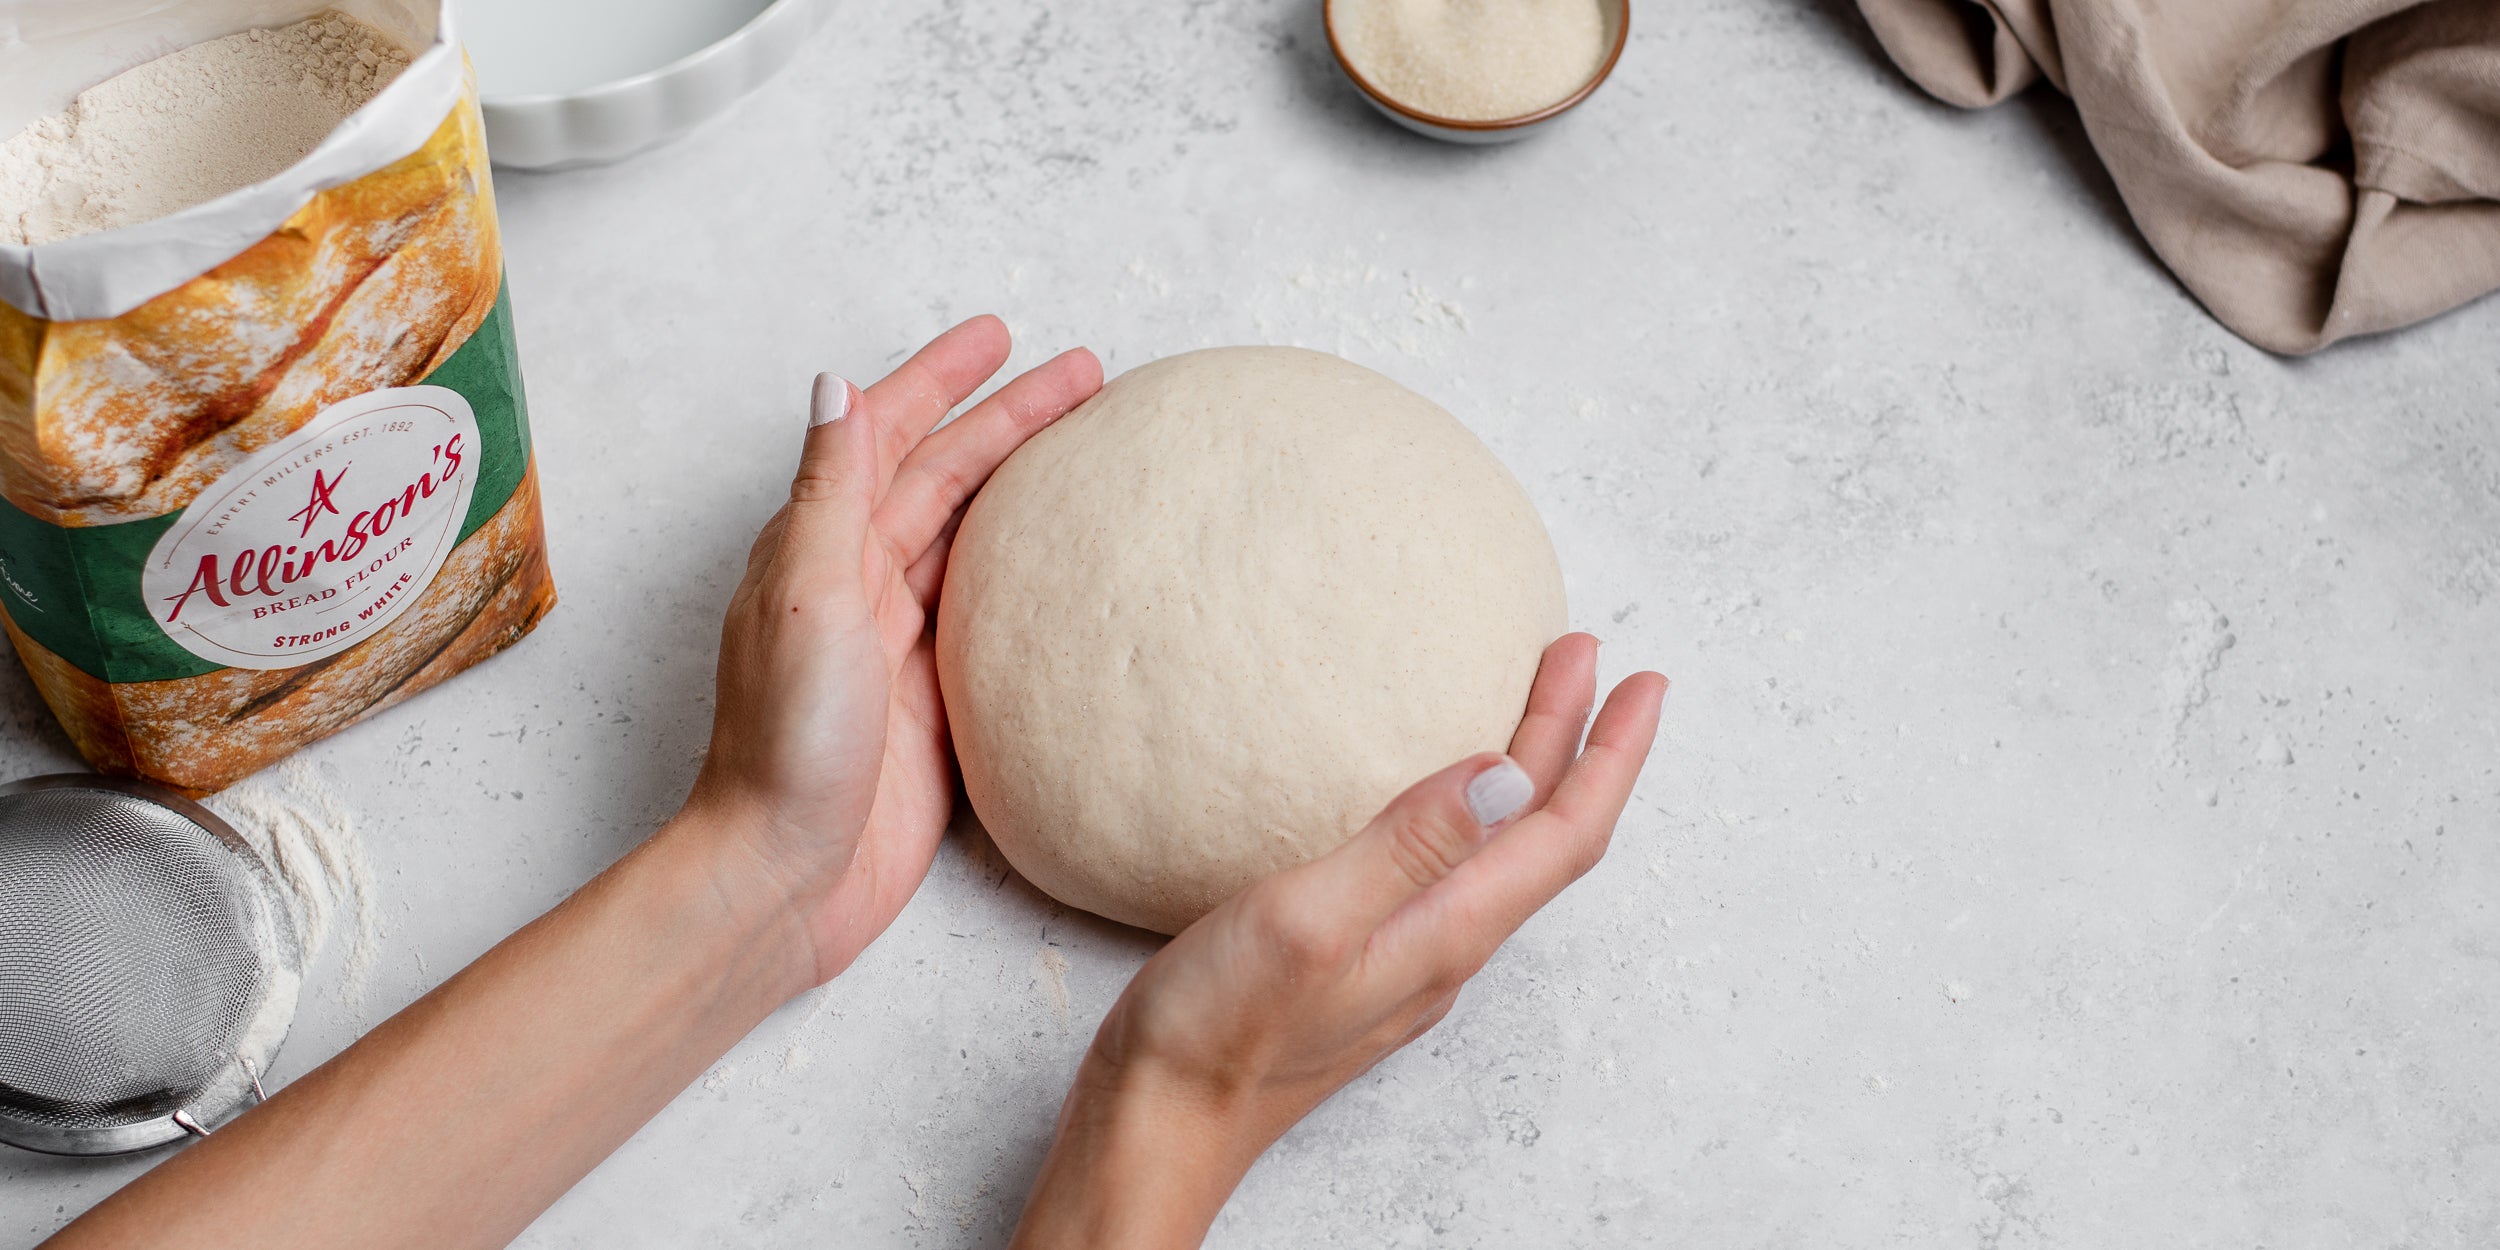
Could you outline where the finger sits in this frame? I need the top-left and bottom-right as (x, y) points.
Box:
(875, 347), (1103, 560)
(777, 373), (878, 572)
(870, 554), (928, 674)
(861, 315), (1013, 492)
(1390, 673), (1666, 967)
(1280, 752), (1537, 941)
(1530, 672), (1666, 835)
(1506, 633), (1600, 804)
(901, 511), (961, 606)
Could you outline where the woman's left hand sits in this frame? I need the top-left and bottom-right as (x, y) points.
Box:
(688, 316), (1102, 985)
(1011, 635), (1666, 1248)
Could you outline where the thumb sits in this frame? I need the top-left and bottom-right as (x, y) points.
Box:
(784, 372), (878, 556)
(1296, 753), (1537, 937)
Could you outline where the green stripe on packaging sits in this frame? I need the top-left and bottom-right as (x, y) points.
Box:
(0, 282), (531, 683)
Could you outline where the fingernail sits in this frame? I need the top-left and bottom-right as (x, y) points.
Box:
(1465, 758), (1534, 828)
(810, 374), (852, 428)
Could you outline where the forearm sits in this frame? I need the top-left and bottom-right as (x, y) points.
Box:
(1011, 1056), (1271, 1250)
(50, 807), (815, 1250)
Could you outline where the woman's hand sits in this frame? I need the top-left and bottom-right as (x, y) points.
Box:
(49, 318), (1104, 1250)
(685, 316), (1102, 987)
(1012, 634), (1667, 1248)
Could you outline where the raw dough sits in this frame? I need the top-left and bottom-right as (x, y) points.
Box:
(936, 347), (1567, 934)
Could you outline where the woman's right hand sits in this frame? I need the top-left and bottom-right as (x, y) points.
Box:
(687, 316), (1100, 991)
(1011, 633), (1667, 1249)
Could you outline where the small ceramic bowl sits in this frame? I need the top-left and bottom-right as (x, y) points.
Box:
(476, 0), (831, 171)
(1323, 0), (1630, 145)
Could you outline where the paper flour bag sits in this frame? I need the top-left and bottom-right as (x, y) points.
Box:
(0, 1), (554, 794)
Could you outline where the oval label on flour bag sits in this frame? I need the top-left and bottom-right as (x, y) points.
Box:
(142, 387), (481, 670)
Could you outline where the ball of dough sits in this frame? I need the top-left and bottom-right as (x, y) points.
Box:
(936, 347), (1567, 934)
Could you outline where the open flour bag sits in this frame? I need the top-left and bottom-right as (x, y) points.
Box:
(0, 1), (554, 794)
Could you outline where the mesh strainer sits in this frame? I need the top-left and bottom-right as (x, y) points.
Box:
(0, 775), (300, 1156)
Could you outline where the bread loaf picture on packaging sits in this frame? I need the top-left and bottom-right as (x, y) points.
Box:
(0, 46), (554, 796)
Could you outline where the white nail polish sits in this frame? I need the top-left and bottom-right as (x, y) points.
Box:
(1465, 759), (1533, 827)
(810, 374), (852, 428)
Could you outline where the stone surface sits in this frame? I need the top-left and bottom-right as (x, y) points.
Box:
(4, 0), (2496, 1245)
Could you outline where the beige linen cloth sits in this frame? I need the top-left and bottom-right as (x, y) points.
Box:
(1854, 0), (2500, 353)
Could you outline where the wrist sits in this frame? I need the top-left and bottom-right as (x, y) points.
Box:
(645, 801), (826, 1005)
(1010, 1050), (1267, 1249)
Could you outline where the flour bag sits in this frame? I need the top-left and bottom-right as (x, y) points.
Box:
(0, 1), (553, 794)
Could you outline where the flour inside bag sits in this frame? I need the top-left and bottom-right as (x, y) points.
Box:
(0, 1), (555, 794)
(0, 11), (413, 245)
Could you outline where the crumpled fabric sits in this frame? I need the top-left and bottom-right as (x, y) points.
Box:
(1854, 0), (2500, 354)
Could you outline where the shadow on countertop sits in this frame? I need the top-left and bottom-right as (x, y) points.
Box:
(1795, 0), (2171, 291)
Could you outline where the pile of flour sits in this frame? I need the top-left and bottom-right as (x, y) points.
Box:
(208, 758), (385, 1007)
(0, 9), (409, 246)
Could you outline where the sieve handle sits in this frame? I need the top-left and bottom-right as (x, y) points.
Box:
(159, 1057), (267, 1142)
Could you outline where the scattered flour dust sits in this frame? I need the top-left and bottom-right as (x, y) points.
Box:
(1237, 248), (1475, 362)
(0, 8), (409, 244)
(208, 758), (385, 1006)
(226, 882), (302, 1084)
(1096, 244), (1476, 364)
(1033, 945), (1072, 1027)
(768, 984), (841, 1079)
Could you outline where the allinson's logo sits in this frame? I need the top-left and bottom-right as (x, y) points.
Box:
(144, 387), (481, 671)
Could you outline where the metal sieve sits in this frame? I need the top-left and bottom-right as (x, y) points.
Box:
(0, 776), (300, 1156)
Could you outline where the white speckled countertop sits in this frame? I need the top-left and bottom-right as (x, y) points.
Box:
(5, 2), (2496, 1245)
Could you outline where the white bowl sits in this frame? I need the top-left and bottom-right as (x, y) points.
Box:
(475, 0), (830, 171)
